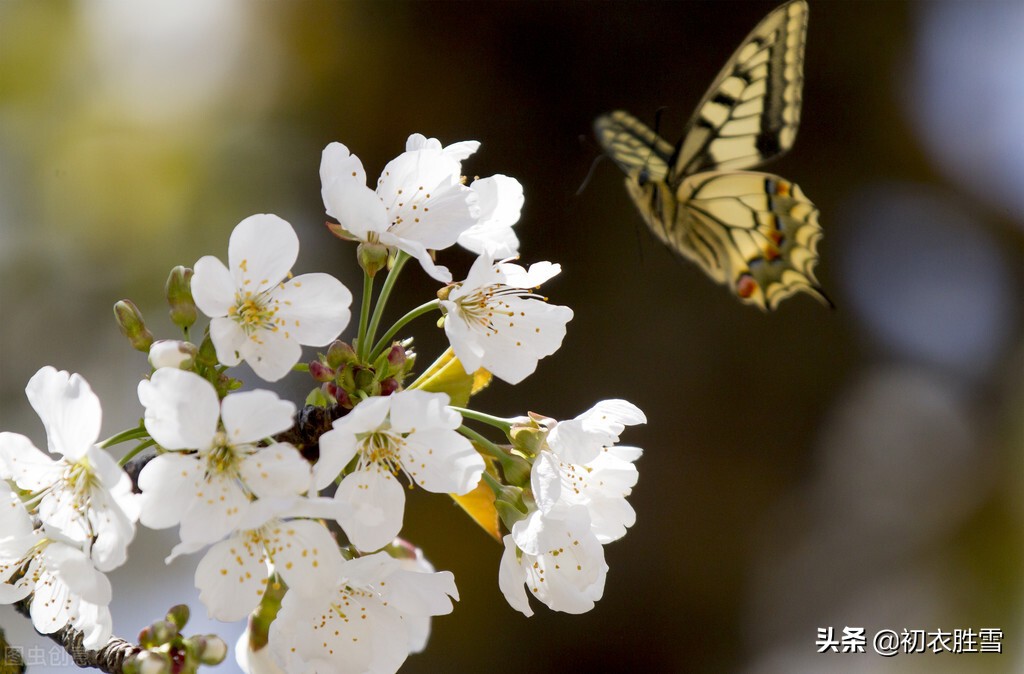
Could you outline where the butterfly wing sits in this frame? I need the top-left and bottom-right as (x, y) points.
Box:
(594, 110), (674, 183)
(669, 0), (808, 180)
(674, 171), (829, 310)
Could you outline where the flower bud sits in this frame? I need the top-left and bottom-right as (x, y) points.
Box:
(148, 340), (198, 370)
(114, 300), (154, 352)
(509, 423), (545, 458)
(124, 651), (169, 674)
(326, 340), (357, 369)
(386, 343), (407, 369)
(494, 485), (529, 532)
(165, 266), (197, 329)
(379, 377), (400, 396)
(165, 604), (190, 630)
(499, 452), (532, 488)
(357, 241), (389, 277)
(191, 634), (228, 665)
(309, 360), (335, 382)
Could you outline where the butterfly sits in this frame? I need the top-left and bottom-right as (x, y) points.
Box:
(594, 0), (830, 310)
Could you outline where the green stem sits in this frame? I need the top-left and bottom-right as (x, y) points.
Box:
(362, 251), (410, 360)
(355, 271), (375, 360)
(451, 407), (515, 434)
(99, 425), (149, 449)
(480, 471), (504, 496)
(458, 424), (509, 461)
(292, 363), (310, 372)
(369, 299), (439, 361)
(117, 438), (157, 468)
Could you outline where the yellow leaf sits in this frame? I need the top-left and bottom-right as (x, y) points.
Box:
(451, 478), (501, 542)
(410, 347), (490, 407)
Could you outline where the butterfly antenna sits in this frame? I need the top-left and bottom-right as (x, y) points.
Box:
(575, 134), (607, 196)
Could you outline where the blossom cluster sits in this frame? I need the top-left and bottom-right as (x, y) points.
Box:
(0, 133), (646, 673)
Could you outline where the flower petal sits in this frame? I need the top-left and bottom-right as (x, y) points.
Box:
(227, 214), (298, 294)
(220, 389), (296, 445)
(335, 469), (405, 552)
(237, 326), (303, 383)
(138, 369), (219, 450)
(196, 533), (268, 621)
(240, 444), (311, 499)
(498, 534), (532, 617)
(266, 519), (344, 598)
(192, 255), (236, 319)
(272, 272), (352, 346)
(0, 432), (61, 490)
(320, 141), (366, 190)
(25, 367), (101, 460)
(322, 176), (388, 240)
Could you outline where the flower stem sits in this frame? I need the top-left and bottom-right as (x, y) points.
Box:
(117, 438), (157, 467)
(361, 251), (410, 361)
(355, 271), (375, 360)
(450, 407), (516, 434)
(99, 425), (149, 449)
(458, 424), (508, 460)
(369, 299), (439, 361)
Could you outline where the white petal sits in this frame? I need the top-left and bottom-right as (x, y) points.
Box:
(498, 534), (533, 617)
(458, 175), (523, 256)
(227, 214), (298, 294)
(266, 519), (344, 597)
(44, 542), (112, 605)
(138, 369), (219, 450)
(322, 176), (389, 239)
(137, 453), (203, 529)
(548, 399), (646, 464)
(221, 389), (296, 445)
(237, 326), (303, 383)
(387, 390), (459, 433)
(377, 150), (478, 250)
(498, 259), (562, 289)
(25, 367), (101, 460)
(380, 566), (458, 617)
(335, 469), (405, 552)
(320, 141), (366, 190)
(178, 473), (251, 547)
(192, 255), (236, 318)
(0, 432), (61, 490)
(208, 316), (246, 367)
(441, 139), (480, 162)
(240, 444), (311, 499)
(272, 273), (352, 346)
(196, 533), (268, 621)
(313, 426), (360, 491)
(400, 429), (483, 495)
(530, 450), (562, 513)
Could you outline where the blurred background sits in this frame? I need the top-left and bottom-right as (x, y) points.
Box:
(1, 1), (1022, 672)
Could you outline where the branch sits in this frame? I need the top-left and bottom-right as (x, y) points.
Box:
(13, 599), (139, 673)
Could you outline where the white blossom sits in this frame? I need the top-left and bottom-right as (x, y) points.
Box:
(0, 367), (139, 572)
(0, 482), (114, 649)
(498, 505), (607, 617)
(192, 497), (344, 622)
(315, 390), (484, 552)
(440, 253), (573, 385)
(268, 551), (458, 674)
(545, 399), (646, 464)
(320, 136), (480, 282)
(531, 445), (642, 544)
(191, 213), (352, 382)
(137, 368), (310, 552)
(457, 175), (524, 257)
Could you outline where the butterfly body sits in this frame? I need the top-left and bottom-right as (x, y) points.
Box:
(595, 0), (829, 310)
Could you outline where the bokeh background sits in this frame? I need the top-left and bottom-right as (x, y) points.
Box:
(2, 1), (1023, 672)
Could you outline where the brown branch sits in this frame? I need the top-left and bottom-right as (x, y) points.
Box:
(13, 599), (139, 673)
